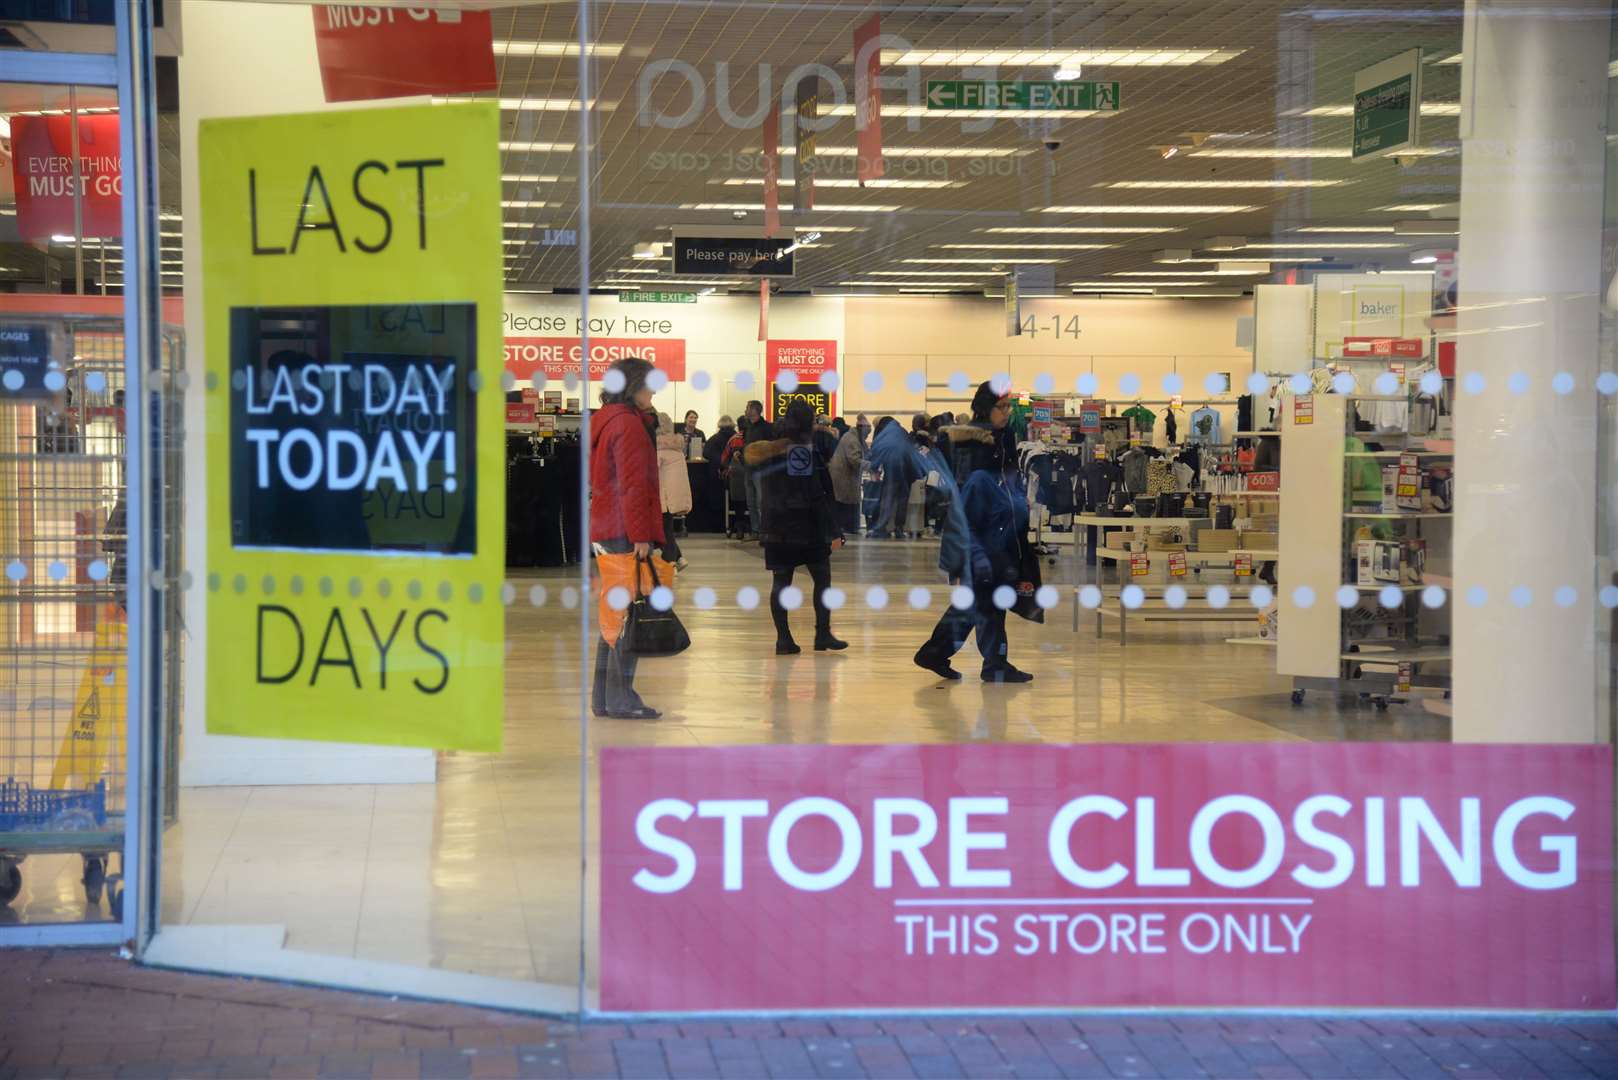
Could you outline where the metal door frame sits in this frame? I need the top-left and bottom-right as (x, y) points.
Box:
(0, 0), (164, 952)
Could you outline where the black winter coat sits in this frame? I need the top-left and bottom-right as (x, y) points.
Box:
(744, 437), (843, 561)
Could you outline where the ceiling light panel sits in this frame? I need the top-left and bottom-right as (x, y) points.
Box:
(500, 141), (576, 153)
(866, 270), (1004, 277)
(838, 280), (981, 287)
(781, 146), (1023, 158)
(901, 257), (1066, 264)
(1375, 203), (1448, 212)
(1105, 179), (1345, 189)
(1043, 205), (1259, 213)
(494, 40), (622, 58)
(718, 178), (959, 189)
(1294, 226), (1397, 233)
(878, 48), (1243, 66)
(1187, 146), (1453, 158)
(1299, 103), (1461, 117)
(936, 243), (1113, 250)
(983, 226), (1180, 234)
(1233, 242), (1405, 250)
(823, 104), (1120, 120)
(679, 202), (902, 213)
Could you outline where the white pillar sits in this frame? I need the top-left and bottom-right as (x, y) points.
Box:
(1452, 0), (1610, 741)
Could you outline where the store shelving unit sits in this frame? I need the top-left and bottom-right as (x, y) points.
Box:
(1277, 393), (1453, 710)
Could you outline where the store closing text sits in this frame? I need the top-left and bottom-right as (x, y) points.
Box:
(893, 910), (1312, 958)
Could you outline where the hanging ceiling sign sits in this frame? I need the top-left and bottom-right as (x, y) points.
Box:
(1352, 48), (1422, 160)
(673, 233), (795, 277)
(311, 6), (497, 103)
(926, 80), (1121, 111)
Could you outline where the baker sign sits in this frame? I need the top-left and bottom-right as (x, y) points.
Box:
(601, 743), (1613, 1011)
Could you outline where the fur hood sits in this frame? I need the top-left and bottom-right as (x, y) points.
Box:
(939, 423), (994, 445)
(744, 437), (795, 465)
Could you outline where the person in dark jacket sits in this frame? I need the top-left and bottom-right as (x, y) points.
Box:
(741, 400), (773, 537)
(589, 356), (666, 720)
(745, 400), (847, 655)
(703, 416), (736, 466)
(913, 381), (1034, 684)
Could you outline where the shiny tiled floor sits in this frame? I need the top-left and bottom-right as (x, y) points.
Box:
(9, 536), (1448, 985)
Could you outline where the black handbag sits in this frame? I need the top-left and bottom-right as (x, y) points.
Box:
(1011, 536), (1045, 624)
(620, 556), (692, 658)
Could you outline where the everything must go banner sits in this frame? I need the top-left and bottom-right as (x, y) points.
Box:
(200, 103), (505, 752)
(600, 743), (1614, 1012)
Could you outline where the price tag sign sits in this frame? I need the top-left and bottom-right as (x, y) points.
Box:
(1168, 551), (1187, 577)
(1092, 444), (1107, 461)
(537, 414), (557, 436)
(1234, 552), (1254, 577)
(1129, 552), (1150, 577)
(1397, 662), (1413, 693)
(1294, 395), (1314, 426)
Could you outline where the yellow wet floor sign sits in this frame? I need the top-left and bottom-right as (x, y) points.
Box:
(52, 614), (126, 790)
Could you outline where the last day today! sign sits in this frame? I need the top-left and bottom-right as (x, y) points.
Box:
(200, 103), (504, 751)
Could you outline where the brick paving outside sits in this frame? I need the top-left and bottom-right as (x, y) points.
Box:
(2, 951), (1618, 1080)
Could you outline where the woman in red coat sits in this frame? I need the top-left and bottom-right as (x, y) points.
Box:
(590, 356), (666, 719)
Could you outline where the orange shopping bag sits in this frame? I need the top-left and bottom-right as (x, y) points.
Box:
(595, 551), (676, 647)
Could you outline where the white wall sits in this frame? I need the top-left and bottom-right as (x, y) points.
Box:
(177, 1), (433, 786)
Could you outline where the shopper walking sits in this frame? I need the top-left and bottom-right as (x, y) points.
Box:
(745, 400), (848, 655)
(913, 381), (1034, 684)
(742, 400), (774, 537)
(655, 413), (692, 570)
(703, 415), (736, 467)
(828, 413), (869, 536)
(589, 357), (668, 720)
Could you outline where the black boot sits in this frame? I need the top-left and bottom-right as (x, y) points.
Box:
(814, 627), (848, 651)
(913, 647), (962, 681)
(776, 636), (802, 655)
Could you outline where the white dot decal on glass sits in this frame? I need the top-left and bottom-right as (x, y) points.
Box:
(1331, 372), (1356, 395)
(561, 586), (579, 609)
(205, 372), (220, 392)
(990, 372), (1013, 396)
(737, 586), (760, 610)
(866, 586), (889, 610)
(906, 370), (927, 394)
(1419, 371), (1443, 395)
(951, 585), (974, 610)
(1421, 585), (1447, 609)
(1250, 585), (1274, 608)
(528, 585), (547, 607)
(530, 373), (547, 391)
(43, 371), (65, 393)
(1076, 373), (1099, 396)
(181, 571), (195, 592)
(691, 370), (712, 392)
(1466, 585), (1488, 608)
(821, 371), (841, 393)
(1118, 373), (1141, 396)
(1336, 585), (1360, 609)
(5, 560), (24, 582)
(1601, 586), (1618, 609)
(1291, 585), (1315, 610)
(230, 370), (246, 392)
(908, 586), (931, 610)
(1246, 372), (1269, 395)
(646, 368), (670, 392)
(500, 370), (516, 392)
(88, 560), (109, 582)
(1164, 585), (1187, 610)
(948, 371), (969, 394)
(779, 585), (804, 610)
(1288, 373), (1311, 395)
(500, 583), (516, 606)
(1079, 585), (1102, 609)
(1554, 586), (1577, 609)
(821, 587), (846, 611)
(261, 574), (276, 595)
(1121, 585), (1144, 609)
(693, 587), (717, 609)
(3, 371), (23, 392)
(233, 574), (247, 595)
(1374, 372), (1399, 396)
(86, 372), (108, 394)
(864, 371), (884, 393)
(1035, 585), (1059, 609)
(467, 371), (484, 393)
(1463, 372), (1486, 395)
(1598, 372), (1618, 396)
(650, 585), (675, 612)
(46, 561), (66, 582)
(1552, 372), (1575, 395)
(1162, 373), (1185, 396)
(1207, 585), (1230, 609)
(1507, 372), (1530, 396)
(777, 371), (800, 393)
(992, 585), (1016, 610)
(1509, 586), (1533, 609)
(1034, 373), (1055, 395)
(1378, 585), (1404, 610)
(563, 373), (579, 393)
(1203, 373), (1225, 395)
(736, 370), (756, 392)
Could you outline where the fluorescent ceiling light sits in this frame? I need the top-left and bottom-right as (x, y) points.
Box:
(1294, 226), (1397, 233)
(494, 40), (623, 58)
(984, 225), (1179, 234)
(793, 225), (865, 232)
(1395, 219), (1460, 235)
(1410, 255), (1438, 264)
(936, 243), (1112, 250)
(1105, 179), (1345, 189)
(50, 234), (77, 243)
(498, 98), (613, 112)
(719, 177), (958, 189)
(499, 141), (576, 153)
(823, 104), (1119, 120)
(1067, 280), (1201, 287)
(1436, 53), (1463, 65)
(1053, 67), (1082, 82)
(1154, 290), (1242, 298)
(878, 48), (1243, 67)
(601, 277), (748, 286)
(1225, 241), (1405, 250)
(837, 280), (980, 287)
(1071, 288), (1155, 294)
(899, 288), (970, 293)
(1300, 103), (1461, 117)
(866, 269), (1003, 277)
(1188, 146), (1452, 159)
(1112, 270), (1266, 277)
(1042, 204), (1258, 214)
(501, 201), (548, 209)
(679, 201), (901, 213)
(901, 257), (1065, 265)
(782, 145), (1022, 158)
(502, 239), (531, 246)
(503, 174), (565, 183)
(1375, 203), (1447, 212)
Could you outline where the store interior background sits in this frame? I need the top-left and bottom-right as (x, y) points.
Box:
(2, 0), (1611, 1011)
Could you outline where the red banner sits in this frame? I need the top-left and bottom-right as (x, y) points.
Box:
(1247, 471), (1281, 492)
(853, 15), (885, 185)
(312, 6), (497, 103)
(602, 743), (1613, 1012)
(9, 114), (122, 242)
(1343, 336), (1424, 358)
(503, 338), (687, 381)
(762, 101), (781, 239)
(505, 403), (536, 425)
